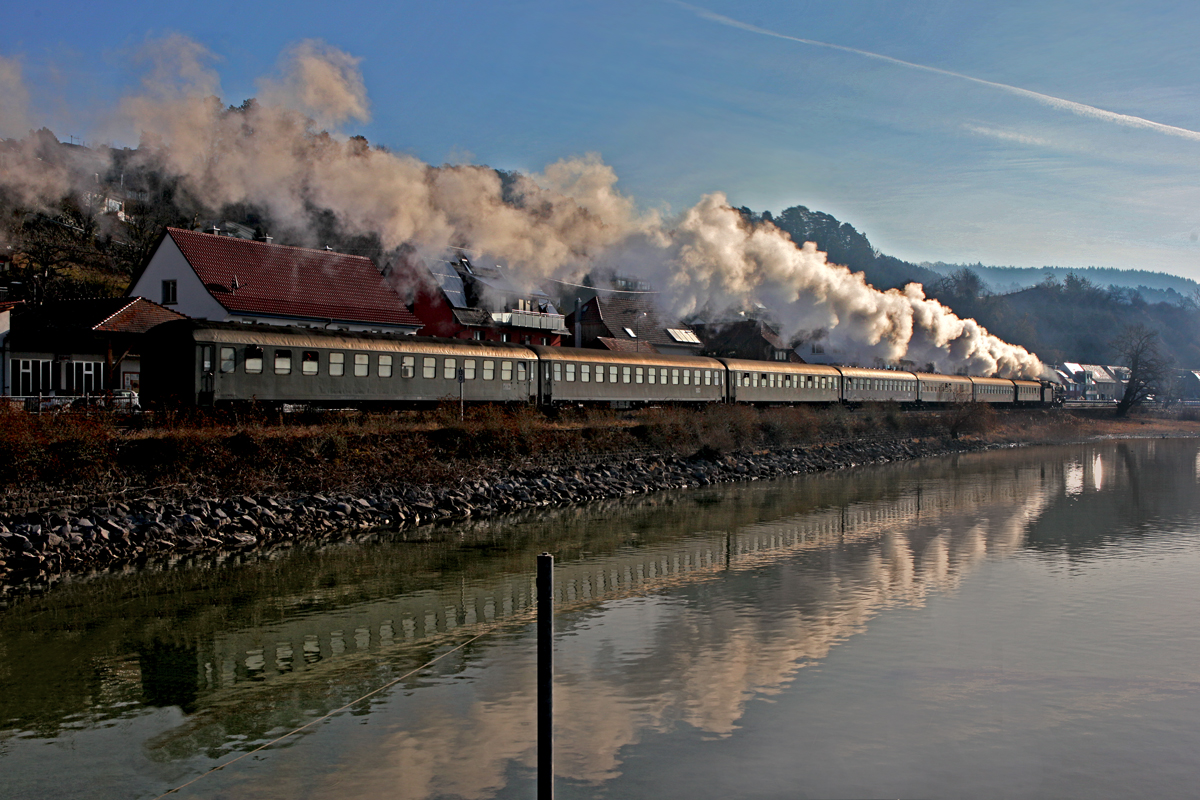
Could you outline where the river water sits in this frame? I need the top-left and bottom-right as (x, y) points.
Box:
(3, 438), (1200, 799)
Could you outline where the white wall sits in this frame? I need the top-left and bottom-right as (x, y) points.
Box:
(129, 235), (229, 321)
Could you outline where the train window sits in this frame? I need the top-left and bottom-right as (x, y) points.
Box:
(694, 370), (700, 385)
(464, 359), (476, 380)
(581, 364), (590, 382)
(501, 361), (513, 381)
(483, 360), (495, 380)
(670, 369), (679, 386)
(302, 351), (319, 376)
(566, 363), (576, 382)
(245, 346), (263, 374)
(201, 346), (214, 373)
(552, 362), (561, 382)
(741, 372), (749, 387)
(769, 373), (775, 388)
(610, 366), (618, 383)
(330, 352), (345, 377)
(635, 367), (643, 384)
(355, 354), (370, 377)
(444, 358), (456, 380)
(660, 368), (668, 384)
(421, 357), (435, 379)
(647, 367), (655, 385)
(400, 356), (414, 378)
(517, 361), (527, 381)
(622, 366), (631, 384)
(716, 371), (722, 386)
(683, 369), (690, 386)
(704, 370), (711, 386)
(378, 355), (392, 378)
(220, 347), (236, 373)
(274, 350), (292, 375)
(594, 364), (604, 383)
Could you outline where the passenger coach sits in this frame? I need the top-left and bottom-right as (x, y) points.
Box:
(529, 346), (725, 406)
(143, 320), (539, 407)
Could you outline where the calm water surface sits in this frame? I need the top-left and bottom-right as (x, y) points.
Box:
(3, 439), (1200, 799)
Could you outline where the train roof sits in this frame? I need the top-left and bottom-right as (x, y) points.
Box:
(150, 319), (539, 359)
(838, 366), (919, 379)
(913, 372), (974, 384)
(718, 359), (843, 376)
(969, 376), (1017, 385)
(528, 345), (724, 368)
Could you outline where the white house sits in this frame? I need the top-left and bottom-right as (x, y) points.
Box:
(129, 228), (424, 334)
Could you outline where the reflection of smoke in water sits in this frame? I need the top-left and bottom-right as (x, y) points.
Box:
(0, 40), (1043, 377)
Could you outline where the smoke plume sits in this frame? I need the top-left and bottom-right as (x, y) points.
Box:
(0, 36), (1042, 377)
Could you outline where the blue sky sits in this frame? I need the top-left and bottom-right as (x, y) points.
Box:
(7, 0), (1200, 279)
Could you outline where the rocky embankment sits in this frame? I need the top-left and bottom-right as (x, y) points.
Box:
(0, 436), (990, 592)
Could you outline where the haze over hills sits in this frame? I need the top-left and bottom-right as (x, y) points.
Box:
(739, 203), (1200, 369)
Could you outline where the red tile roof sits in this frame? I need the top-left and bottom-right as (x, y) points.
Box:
(95, 297), (187, 333)
(166, 228), (423, 329)
(14, 297), (185, 335)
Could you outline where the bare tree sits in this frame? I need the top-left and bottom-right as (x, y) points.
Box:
(1111, 324), (1172, 417)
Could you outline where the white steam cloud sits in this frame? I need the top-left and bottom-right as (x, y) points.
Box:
(0, 36), (1042, 377)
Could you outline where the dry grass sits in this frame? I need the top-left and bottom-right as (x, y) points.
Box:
(3, 402), (1198, 502)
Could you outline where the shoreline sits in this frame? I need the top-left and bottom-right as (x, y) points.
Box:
(3, 416), (1198, 599)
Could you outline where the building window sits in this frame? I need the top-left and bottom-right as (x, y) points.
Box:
(379, 354), (393, 378)
(444, 358), (457, 380)
(245, 346), (263, 374)
(501, 333), (509, 343)
(330, 352), (345, 377)
(473, 330), (484, 341)
(400, 356), (414, 378)
(422, 357), (436, 379)
(302, 351), (319, 376)
(274, 349), (292, 375)
(540, 337), (548, 346)
(162, 279), (177, 305)
(355, 354), (370, 377)
(220, 347), (236, 373)
(464, 359), (476, 380)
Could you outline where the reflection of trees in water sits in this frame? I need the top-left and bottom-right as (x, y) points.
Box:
(1025, 440), (1200, 556)
(3, 441), (1196, 758)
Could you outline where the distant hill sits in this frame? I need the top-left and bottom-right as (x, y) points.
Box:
(922, 263), (1200, 306)
(740, 205), (944, 291)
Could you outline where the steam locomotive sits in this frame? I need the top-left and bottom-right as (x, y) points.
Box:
(142, 320), (1055, 409)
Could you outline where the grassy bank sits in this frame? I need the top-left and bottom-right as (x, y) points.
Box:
(2, 403), (1198, 506)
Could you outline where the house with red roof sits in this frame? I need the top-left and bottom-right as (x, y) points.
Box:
(128, 228), (423, 334)
(3, 297), (185, 397)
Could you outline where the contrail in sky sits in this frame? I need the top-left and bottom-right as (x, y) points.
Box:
(673, 1), (1200, 143)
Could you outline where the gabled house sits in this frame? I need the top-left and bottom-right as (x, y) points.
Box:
(3, 297), (185, 396)
(410, 257), (568, 345)
(565, 294), (702, 355)
(693, 319), (794, 362)
(129, 228), (423, 334)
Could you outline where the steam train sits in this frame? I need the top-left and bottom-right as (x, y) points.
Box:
(142, 320), (1056, 409)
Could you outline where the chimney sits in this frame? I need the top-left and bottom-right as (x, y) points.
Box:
(209, 225), (221, 236)
(574, 296), (582, 348)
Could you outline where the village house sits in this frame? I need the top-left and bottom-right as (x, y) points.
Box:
(409, 257), (568, 345)
(692, 318), (795, 362)
(129, 227), (424, 334)
(565, 294), (702, 355)
(2, 296), (185, 398)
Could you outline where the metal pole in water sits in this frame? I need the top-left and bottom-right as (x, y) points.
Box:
(537, 552), (554, 800)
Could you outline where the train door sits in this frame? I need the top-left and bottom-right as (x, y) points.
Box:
(540, 361), (553, 406)
(198, 344), (215, 406)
